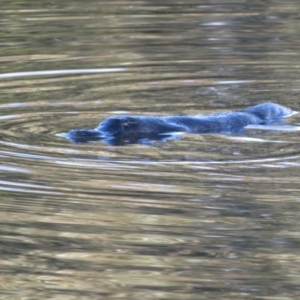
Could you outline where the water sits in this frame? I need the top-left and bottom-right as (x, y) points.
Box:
(1, 1), (300, 299)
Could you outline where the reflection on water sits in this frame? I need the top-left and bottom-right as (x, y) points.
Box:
(61, 130), (181, 146)
(1, 0), (300, 299)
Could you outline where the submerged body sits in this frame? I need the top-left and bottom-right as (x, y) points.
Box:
(64, 103), (294, 145)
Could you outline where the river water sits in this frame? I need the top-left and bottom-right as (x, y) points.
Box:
(1, 1), (300, 299)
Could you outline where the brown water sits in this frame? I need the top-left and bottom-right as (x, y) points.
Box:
(1, 1), (300, 299)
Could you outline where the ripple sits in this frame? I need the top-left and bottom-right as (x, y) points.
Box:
(0, 180), (61, 194)
(0, 106), (299, 169)
(0, 66), (298, 175)
(0, 68), (126, 79)
(2, 1), (300, 299)
(246, 124), (300, 131)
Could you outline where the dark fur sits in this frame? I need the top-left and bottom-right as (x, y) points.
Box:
(63, 103), (294, 145)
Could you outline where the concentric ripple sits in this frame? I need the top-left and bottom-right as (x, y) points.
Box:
(0, 86), (299, 171)
(2, 0), (300, 297)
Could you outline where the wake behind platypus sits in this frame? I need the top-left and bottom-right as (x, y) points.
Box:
(61, 103), (295, 145)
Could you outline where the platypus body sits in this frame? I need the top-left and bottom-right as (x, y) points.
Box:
(63, 103), (294, 145)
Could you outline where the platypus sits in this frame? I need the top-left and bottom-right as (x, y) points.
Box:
(62, 103), (294, 145)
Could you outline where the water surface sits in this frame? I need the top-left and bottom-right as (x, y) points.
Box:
(1, 1), (300, 299)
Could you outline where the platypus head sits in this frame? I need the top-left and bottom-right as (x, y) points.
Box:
(243, 103), (294, 122)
